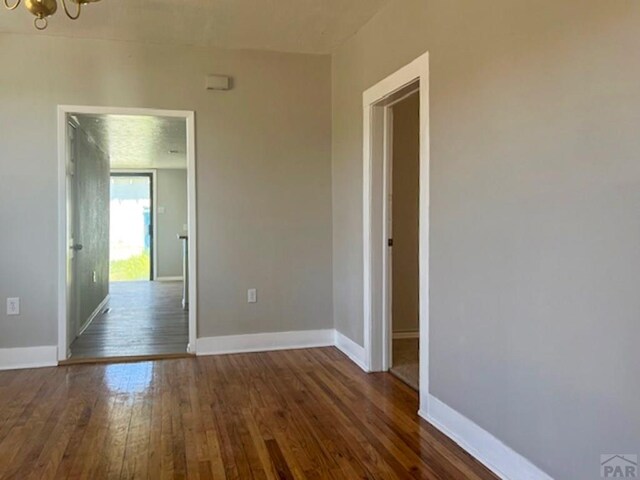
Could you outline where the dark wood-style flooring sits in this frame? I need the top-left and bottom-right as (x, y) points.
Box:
(69, 281), (188, 359)
(0, 348), (497, 479)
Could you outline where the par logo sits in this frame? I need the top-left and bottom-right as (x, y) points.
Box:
(601, 455), (638, 478)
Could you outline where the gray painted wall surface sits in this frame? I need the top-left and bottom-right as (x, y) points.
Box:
(391, 93), (419, 334)
(156, 169), (188, 278)
(71, 126), (110, 342)
(0, 34), (333, 347)
(331, 1), (640, 478)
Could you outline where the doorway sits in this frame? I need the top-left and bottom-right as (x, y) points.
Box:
(362, 52), (429, 411)
(388, 91), (420, 390)
(57, 106), (197, 362)
(109, 173), (154, 282)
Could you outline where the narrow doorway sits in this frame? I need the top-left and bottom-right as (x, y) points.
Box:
(388, 91), (420, 390)
(63, 111), (193, 361)
(109, 173), (153, 282)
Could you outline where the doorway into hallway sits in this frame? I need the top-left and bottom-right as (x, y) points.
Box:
(59, 107), (197, 362)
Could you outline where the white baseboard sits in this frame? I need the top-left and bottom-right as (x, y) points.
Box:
(0, 346), (58, 371)
(78, 294), (110, 336)
(421, 395), (553, 480)
(155, 276), (184, 282)
(196, 329), (334, 356)
(393, 330), (419, 339)
(0, 332), (552, 480)
(334, 330), (368, 372)
(196, 329), (370, 372)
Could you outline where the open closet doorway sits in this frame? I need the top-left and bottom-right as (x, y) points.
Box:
(363, 52), (429, 410)
(58, 107), (197, 362)
(388, 91), (420, 390)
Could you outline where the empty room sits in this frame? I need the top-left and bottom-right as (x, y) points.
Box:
(0, 1), (638, 479)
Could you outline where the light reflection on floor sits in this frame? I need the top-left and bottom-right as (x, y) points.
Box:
(104, 361), (153, 394)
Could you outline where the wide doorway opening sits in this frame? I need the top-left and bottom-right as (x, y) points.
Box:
(58, 107), (197, 362)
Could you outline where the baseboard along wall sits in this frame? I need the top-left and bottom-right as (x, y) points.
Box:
(1, 328), (553, 480)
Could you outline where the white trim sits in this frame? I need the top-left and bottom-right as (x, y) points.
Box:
(154, 276), (184, 282)
(421, 395), (554, 480)
(77, 294), (110, 336)
(362, 51), (430, 418)
(186, 111), (197, 353)
(334, 331), (368, 372)
(0, 346), (58, 371)
(392, 330), (419, 340)
(57, 105), (198, 361)
(110, 168), (158, 280)
(196, 329), (334, 356)
(382, 106), (394, 371)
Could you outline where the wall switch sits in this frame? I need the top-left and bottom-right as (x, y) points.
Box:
(92, 271), (97, 283)
(6, 297), (19, 316)
(183, 224), (188, 232)
(247, 289), (257, 303)
(158, 206), (166, 214)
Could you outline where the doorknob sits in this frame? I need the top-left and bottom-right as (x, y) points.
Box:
(70, 244), (83, 251)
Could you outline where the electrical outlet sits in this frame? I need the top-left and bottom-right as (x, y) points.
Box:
(247, 289), (257, 304)
(6, 297), (19, 316)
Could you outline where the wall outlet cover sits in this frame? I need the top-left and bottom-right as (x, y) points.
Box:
(247, 289), (257, 303)
(6, 297), (20, 316)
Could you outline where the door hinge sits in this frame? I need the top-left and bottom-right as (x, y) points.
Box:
(388, 238), (393, 247)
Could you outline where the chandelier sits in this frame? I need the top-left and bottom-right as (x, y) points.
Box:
(3, 0), (101, 30)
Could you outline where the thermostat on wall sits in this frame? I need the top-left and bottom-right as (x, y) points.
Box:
(206, 75), (231, 91)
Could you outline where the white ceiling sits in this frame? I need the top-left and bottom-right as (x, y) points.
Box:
(74, 114), (187, 170)
(0, 0), (388, 54)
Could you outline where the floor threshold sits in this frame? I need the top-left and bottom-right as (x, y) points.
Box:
(59, 352), (194, 366)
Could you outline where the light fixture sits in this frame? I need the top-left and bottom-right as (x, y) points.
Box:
(3, 0), (101, 30)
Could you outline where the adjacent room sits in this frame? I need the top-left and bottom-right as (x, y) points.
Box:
(66, 113), (191, 359)
(1, 1), (639, 479)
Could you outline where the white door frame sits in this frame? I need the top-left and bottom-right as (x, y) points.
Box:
(363, 52), (429, 410)
(57, 105), (198, 360)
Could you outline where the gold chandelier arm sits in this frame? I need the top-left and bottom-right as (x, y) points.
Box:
(3, 0), (21, 11)
(61, 0), (81, 20)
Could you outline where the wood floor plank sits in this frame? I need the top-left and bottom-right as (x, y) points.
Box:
(70, 281), (188, 360)
(265, 439), (295, 480)
(0, 348), (498, 480)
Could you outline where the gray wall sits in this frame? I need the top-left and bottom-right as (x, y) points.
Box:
(391, 93), (419, 334)
(0, 33), (333, 347)
(72, 125), (110, 341)
(156, 169), (188, 278)
(331, 1), (640, 478)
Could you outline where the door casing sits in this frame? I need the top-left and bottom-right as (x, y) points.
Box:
(57, 106), (198, 360)
(362, 51), (430, 415)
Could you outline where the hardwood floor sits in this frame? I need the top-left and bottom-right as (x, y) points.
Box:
(0, 348), (497, 479)
(70, 281), (188, 359)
